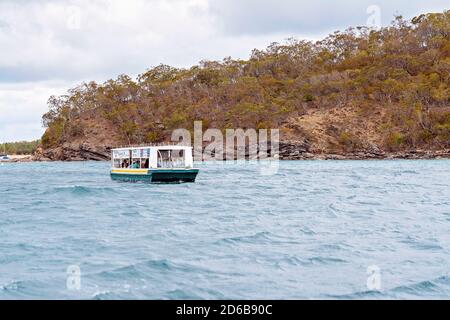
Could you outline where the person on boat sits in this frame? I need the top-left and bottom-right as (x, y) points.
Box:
(140, 159), (149, 169)
(122, 159), (129, 168)
(131, 161), (140, 169)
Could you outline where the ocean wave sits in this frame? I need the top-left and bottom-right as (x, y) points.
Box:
(390, 275), (450, 297)
(400, 236), (443, 251)
(326, 290), (385, 300)
(0, 280), (28, 292)
(328, 275), (450, 299)
(51, 185), (117, 196)
(93, 259), (206, 281)
(307, 256), (348, 265)
(164, 289), (204, 300)
(2, 160), (450, 299)
(0, 279), (48, 299)
(215, 232), (274, 245)
(92, 290), (138, 300)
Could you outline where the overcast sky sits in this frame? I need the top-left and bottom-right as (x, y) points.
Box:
(0, 0), (448, 142)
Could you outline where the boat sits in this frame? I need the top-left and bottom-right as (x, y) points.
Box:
(110, 145), (199, 183)
(0, 144), (10, 162)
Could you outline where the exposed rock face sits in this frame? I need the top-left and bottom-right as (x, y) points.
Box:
(33, 143), (110, 161)
(33, 107), (450, 161)
(33, 140), (450, 161)
(278, 142), (450, 160)
(278, 141), (313, 159)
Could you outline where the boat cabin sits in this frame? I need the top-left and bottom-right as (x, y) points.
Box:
(111, 146), (194, 169)
(110, 145), (198, 183)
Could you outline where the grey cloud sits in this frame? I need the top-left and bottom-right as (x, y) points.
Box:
(209, 0), (449, 36)
(1, 0), (448, 85)
(0, 0), (448, 141)
(0, 0), (216, 83)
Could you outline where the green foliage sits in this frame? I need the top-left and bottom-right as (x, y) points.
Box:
(41, 118), (64, 147)
(430, 111), (450, 145)
(386, 132), (405, 150)
(40, 10), (450, 151)
(0, 140), (40, 155)
(145, 132), (161, 143)
(164, 113), (188, 129)
(303, 93), (314, 102)
(338, 131), (362, 151)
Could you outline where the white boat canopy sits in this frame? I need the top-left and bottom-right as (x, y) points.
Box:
(111, 146), (194, 169)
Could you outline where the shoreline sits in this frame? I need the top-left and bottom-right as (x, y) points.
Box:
(1, 155), (34, 163)
(5, 150), (450, 163)
(280, 150), (450, 161)
(29, 142), (450, 162)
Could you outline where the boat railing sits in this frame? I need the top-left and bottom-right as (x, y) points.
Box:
(112, 142), (191, 149)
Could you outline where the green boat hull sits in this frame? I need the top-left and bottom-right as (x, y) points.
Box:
(111, 169), (199, 183)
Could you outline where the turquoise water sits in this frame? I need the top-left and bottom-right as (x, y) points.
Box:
(0, 160), (449, 299)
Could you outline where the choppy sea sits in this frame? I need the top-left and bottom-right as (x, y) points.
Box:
(0, 160), (449, 299)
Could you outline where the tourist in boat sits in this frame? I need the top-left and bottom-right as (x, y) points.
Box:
(132, 161), (140, 169)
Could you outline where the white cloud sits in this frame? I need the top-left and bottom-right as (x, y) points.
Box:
(0, 81), (72, 141)
(0, 0), (448, 141)
(0, 0), (216, 81)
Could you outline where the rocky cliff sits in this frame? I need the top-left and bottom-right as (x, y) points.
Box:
(36, 11), (450, 161)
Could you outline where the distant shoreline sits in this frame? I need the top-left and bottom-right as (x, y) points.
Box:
(1, 154), (34, 163)
(6, 150), (450, 162)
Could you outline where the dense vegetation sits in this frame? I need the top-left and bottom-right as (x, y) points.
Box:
(0, 140), (40, 155)
(42, 11), (449, 152)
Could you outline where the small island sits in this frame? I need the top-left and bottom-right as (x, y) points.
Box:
(9, 11), (450, 161)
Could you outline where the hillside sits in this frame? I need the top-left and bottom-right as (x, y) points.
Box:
(36, 11), (450, 161)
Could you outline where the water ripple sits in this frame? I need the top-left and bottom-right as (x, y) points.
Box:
(0, 160), (449, 299)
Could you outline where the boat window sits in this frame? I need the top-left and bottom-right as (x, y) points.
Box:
(112, 150), (132, 168)
(141, 158), (149, 169)
(131, 159), (141, 169)
(157, 149), (186, 168)
(122, 149), (149, 169)
(157, 150), (170, 168)
(121, 159), (130, 168)
(171, 150), (185, 168)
